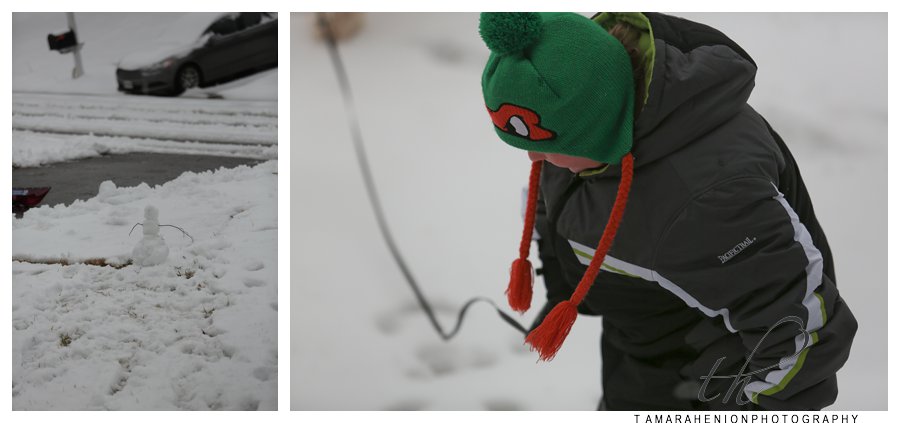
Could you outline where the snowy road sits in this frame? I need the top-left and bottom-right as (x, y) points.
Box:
(12, 92), (278, 167)
(13, 153), (261, 207)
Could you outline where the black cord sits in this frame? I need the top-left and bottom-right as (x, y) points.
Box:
(317, 14), (528, 339)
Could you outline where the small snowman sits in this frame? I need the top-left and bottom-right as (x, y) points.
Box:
(132, 205), (169, 266)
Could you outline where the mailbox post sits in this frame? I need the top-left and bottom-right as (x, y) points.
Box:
(66, 13), (84, 78)
(46, 12), (84, 79)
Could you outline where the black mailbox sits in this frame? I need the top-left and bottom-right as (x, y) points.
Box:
(47, 30), (78, 52)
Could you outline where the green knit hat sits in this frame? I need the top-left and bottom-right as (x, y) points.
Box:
(480, 12), (634, 164)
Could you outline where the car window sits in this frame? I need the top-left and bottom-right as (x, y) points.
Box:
(205, 15), (239, 36)
(238, 12), (263, 30)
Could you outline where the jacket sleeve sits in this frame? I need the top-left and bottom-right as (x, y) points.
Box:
(530, 188), (575, 332)
(652, 177), (857, 410)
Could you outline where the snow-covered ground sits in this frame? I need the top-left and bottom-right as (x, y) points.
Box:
(12, 161), (278, 410)
(11, 12), (280, 410)
(292, 13), (887, 410)
(12, 92), (277, 167)
(12, 130), (276, 169)
(13, 93), (277, 144)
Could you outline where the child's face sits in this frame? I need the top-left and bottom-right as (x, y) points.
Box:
(528, 151), (604, 173)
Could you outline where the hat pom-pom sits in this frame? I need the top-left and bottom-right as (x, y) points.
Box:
(479, 12), (542, 56)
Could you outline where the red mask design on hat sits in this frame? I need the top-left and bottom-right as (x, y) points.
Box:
(487, 103), (556, 141)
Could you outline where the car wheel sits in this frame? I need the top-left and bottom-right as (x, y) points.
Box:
(175, 65), (201, 94)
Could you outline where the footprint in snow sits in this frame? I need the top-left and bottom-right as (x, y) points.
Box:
(243, 278), (266, 288)
(410, 342), (498, 379)
(376, 299), (503, 379)
(239, 396), (260, 411)
(252, 366), (276, 382)
(109, 356), (133, 395)
(244, 261), (264, 271)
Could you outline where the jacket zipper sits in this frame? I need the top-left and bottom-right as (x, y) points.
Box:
(547, 173), (584, 235)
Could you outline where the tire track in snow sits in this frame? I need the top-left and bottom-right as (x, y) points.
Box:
(12, 110), (276, 130)
(13, 125), (274, 146)
(12, 100), (277, 121)
(13, 101), (277, 118)
(12, 93), (277, 146)
(13, 92), (276, 117)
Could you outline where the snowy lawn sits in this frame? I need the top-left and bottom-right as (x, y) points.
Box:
(12, 161), (278, 410)
(292, 13), (886, 410)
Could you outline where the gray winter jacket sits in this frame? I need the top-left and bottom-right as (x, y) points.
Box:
(532, 12), (857, 411)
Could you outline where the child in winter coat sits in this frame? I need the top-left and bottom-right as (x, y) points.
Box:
(479, 12), (857, 411)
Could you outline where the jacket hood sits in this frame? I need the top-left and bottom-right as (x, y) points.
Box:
(590, 13), (758, 176)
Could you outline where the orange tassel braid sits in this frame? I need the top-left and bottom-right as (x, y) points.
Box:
(525, 153), (634, 361)
(506, 160), (543, 312)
